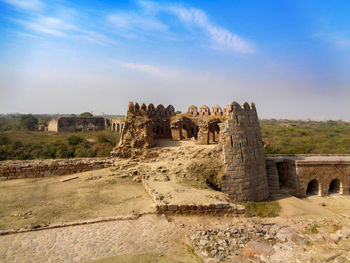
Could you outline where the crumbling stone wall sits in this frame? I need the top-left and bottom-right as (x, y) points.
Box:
(219, 102), (270, 201)
(111, 117), (125, 132)
(48, 117), (109, 132)
(0, 158), (112, 180)
(47, 119), (58, 132)
(113, 102), (230, 154)
(111, 102), (175, 157)
(169, 105), (228, 144)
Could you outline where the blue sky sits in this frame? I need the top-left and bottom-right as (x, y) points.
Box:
(0, 0), (349, 120)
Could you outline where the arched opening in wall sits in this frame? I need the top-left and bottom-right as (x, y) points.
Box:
(208, 120), (221, 144)
(112, 123), (116, 131)
(275, 162), (289, 189)
(328, 179), (341, 195)
(306, 179), (319, 196)
(116, 123), (120, 132)
(182, 124), (188, 139)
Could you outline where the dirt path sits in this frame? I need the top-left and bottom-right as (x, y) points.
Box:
(277, 195), (350, 219)
(0, 215), (195, 263)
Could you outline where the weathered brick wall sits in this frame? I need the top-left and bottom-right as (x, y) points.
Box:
(295, 162), (350, 197)
(0, 158), (112, 180)
(57, 117), (108, 132)
(219, 102), (270, 201)
(266, 156), (350, 197)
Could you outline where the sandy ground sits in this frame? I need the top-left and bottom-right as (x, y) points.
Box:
(0, 168), (154, 230)
(277, 194), (350, 219)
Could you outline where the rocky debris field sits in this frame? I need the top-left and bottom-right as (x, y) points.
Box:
(185, 217), (350, 263)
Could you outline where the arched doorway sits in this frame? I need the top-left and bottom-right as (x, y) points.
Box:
(182, 124), (188, 139)
(208, 120), (221, 143)
(306, 179), (319, 196)
(328, 179), (341, 194)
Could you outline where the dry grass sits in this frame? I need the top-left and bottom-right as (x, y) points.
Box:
(86, 251), (202, 263)
(243, 201), (281, 217)
(0, 168), (154, 230)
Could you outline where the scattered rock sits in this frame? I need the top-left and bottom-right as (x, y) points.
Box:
(243, 240), (275, 259)
(132, 175), (142, 183)
(86, 175), (102, 181)
(154, 174), (170, 182)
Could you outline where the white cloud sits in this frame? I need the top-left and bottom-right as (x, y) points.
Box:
(110, 1), (255, 54)
(123, 62), (177, 79)
(107, 59), (182, 79)
(16, 15), (116, 45)
(313, 31), (350, 50)
(1, 0), (43, 10)
(75, 30), (117, 46)
(167, 5), (255, 54)
(108, 12), (168, 32)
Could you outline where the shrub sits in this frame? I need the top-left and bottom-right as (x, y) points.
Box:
(0, 134), (11, 145)
(80, 112), (93, 117)
(310, 224), (319, 234)
(244, 201), (281, 217)
(20, 114), (38, 131)
(56, 144), (74, 159)
(67, 135), (85, 146)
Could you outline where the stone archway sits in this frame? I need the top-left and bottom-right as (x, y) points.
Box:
(306, 179), (319, 196)
(328, 179), (341, 194)
(208, 119), (221, 143)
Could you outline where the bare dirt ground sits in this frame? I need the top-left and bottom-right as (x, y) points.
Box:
(2, 140), (350, 262)
(0, 168), (154, 230)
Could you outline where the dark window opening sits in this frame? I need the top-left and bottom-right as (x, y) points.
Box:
(306, 179), (319, 196)
(328, 179), (340, 194)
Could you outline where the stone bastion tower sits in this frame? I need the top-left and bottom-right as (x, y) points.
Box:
(112, 100), (270, 201)
(219, 102), (269, 201)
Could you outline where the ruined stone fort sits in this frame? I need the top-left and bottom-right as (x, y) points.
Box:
(112, 101), (349, 202)
(47, 116), (109, 132)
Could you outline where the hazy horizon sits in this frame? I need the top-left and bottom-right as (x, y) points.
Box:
(1, 0), (350, 120)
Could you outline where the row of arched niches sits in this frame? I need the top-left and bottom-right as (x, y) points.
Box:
(187, 102), (256, 116)
(127, 101), (256, 117)
(127, 102), (175, 117)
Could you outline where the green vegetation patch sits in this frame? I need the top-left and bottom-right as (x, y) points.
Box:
(261, 120), (350, 154)
(0, 130), (120, 160)
(310, 223), (319, 234)
(242, 201), (281, 218)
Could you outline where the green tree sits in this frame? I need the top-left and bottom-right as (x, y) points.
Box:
(80, 112), (93, 117)
(20, 114), (38, 131)
(38, 117), (50, 125)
